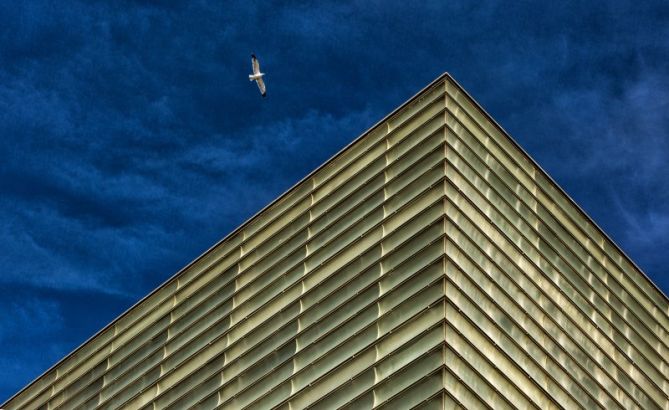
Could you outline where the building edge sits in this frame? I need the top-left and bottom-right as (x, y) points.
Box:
(4, 71), (668, 407)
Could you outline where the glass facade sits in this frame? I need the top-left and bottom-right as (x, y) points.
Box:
(4, 74), (668, 410)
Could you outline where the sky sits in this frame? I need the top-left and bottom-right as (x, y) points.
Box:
(1, 0), (668, 401)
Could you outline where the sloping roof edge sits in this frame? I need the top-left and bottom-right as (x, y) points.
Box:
(2, 72), (453, 406)
(445, 74), (669, 305)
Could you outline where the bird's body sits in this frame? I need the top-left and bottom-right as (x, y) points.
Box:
(249, 54), (266, 97)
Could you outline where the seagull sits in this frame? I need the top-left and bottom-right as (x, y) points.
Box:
(249, 54), (266, 97)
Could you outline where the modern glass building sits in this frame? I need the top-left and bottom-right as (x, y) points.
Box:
(4, 73), (669, 409)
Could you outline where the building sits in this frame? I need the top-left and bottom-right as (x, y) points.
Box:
(4, 73), (669, 409)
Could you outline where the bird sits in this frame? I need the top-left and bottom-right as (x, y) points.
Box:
(249, 54), (266, 97)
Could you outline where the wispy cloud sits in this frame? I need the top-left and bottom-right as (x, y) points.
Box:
(0, 106), (377, 297)
(1, 0), (669, 402)
(0, 296), (66, 395)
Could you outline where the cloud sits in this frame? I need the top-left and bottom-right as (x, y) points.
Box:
(0, 298), (63, 342)
(2, 0), (669, 402)
(0, 105), (377, 298)
(0, 296), (67, 395)
(501, 66), (669, 291)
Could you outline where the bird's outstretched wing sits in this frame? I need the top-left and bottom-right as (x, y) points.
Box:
(256, 77), (266, 97)
(251, 54), (260, 75)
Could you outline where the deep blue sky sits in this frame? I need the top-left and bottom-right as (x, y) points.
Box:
(1, 0), (668, 401)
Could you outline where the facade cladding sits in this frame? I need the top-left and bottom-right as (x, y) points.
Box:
(4, 73), (669, 409)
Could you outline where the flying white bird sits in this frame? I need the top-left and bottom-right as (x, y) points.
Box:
(249, 54), (266, 97)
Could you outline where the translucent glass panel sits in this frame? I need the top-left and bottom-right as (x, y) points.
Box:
(3, 76), (449, 410)
(6, 73), (669, 410)
(443, 78), (669, 409)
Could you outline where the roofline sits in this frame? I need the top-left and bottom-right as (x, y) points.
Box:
(6, 70), (668, 406)
(444, 74), (669, 304)
(2, 72), (454, 407)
